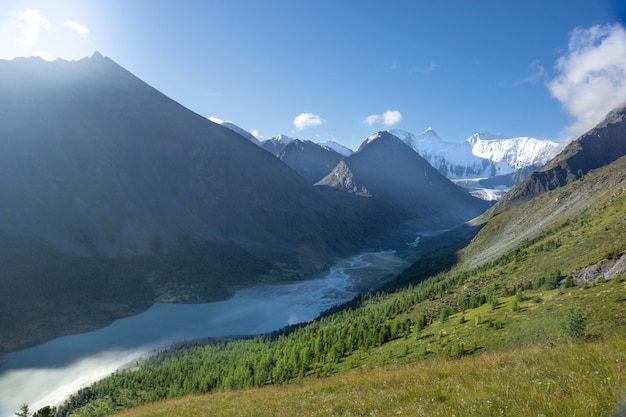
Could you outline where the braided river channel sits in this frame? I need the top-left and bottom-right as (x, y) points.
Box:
(0, 250), (409, 416)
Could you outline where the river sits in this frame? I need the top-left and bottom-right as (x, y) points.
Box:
(0, 250), (409, 416)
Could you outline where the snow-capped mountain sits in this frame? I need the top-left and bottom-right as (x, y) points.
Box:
(317, 131), (489, 230)
(260, 134), (296, 155)
(208, 117), (261, 145)
(318, 140), (354, 157)
(389, 128), (563, 180)
(389, 128), (494, 178)
(468, 132), (563, 172)
(497, 105), (626, 212)
(205, 119), (562, 201)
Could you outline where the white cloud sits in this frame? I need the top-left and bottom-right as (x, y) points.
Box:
(365, 110), (403, 126)
(250, 129), (263, 139)
(293, 113), (325, 131)
(548, 23), (626, 139)
(64, 18), (89, 39)
(11, 8), (51, 46)
(0, 6), (94, 62)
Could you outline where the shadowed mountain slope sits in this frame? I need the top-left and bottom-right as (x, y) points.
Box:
(0, 53), (366, 265)
(259, 134), (295, 155)
(495, 105), (626, 213)
(317, 132), (490, 232)
(278, 139), (344, 184)
(54, 118), (626, 417)
(0, 53), (377, 353)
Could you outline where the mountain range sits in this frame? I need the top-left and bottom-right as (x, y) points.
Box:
(277, 139), (344, 184)
(496, 105), (626, 211)
(0, 53), (488, 354)
(217, 121), (563, 201)
(56, 98), (626, 417)
(317, 132), (487, 231)
(0, 53), (368, 353)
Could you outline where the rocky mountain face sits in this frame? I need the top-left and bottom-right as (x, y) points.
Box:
(277, 139), (344, 184)
(259, 134), (295, 155)
(0, 53), (361, 266)
(496, 105), (626, 212)
(317, 132), (490, 232)
(0, 53), (493, 354)
(387, 129), (563, 198)
(211, 119), (261, 145)
(0, 53), (498, 354)
(0, 53), (378, 353)
(317, 140), (354, 157)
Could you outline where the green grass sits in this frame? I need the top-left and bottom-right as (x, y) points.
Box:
(112, 334), (626, 417)
(119, 278), (626, 417)
(58, 156), (626, 417)
(61, 277), (626, 417)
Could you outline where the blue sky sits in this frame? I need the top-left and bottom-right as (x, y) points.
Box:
(1, 1), (625, 150)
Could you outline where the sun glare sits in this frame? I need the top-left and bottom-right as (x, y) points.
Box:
(0, 2), (95, 61)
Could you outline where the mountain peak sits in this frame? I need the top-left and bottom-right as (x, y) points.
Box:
(209, 118), (261, 145)
(259, 134), (296, 156)
(318, 140), (353, 157)
(360, 131), (404, 152)
(467, 131), (507, 145)
(365, 131), (384, 144)
(318, 130), (489, 228)
(275, 134), (295, 144)
(495, 105), (626, 212)
(388, 128), (443, 144)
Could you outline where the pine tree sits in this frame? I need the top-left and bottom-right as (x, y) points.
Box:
(560, 307), (587, 341)
(33, 406), (56, 417)
(15, 404), (30, 417)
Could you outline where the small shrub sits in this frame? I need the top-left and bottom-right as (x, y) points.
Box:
(560, 307), (587, 341)
(439, 308), (451, 323)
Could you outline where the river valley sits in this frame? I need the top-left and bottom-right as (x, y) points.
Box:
(0, 250), (409, 416)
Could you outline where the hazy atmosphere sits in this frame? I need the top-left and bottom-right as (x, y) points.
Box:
(0, 252), (408, 415)
(1, 1), (625, 148)
(2, 1), (626, 416)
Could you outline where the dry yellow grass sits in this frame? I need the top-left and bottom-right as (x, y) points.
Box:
(113, 337), (626, 417)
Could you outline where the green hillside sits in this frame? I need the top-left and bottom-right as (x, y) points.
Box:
(56, 154), (626, 417)
(111, 334), (626, 417)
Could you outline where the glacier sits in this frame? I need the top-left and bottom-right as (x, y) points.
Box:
(389, 128), (563, 180)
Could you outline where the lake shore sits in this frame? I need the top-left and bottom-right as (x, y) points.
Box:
(0, 250), (410, 416)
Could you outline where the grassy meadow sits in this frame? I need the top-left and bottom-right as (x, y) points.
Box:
(111, 279), (626, 417)
(59, 156), (626, 417)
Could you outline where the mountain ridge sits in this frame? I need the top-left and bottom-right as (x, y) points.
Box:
(388, 128), (563, 180)
(214, 119), (559, 199)
(0, 53), (493, 355)
(55, 107), (626, 417)
(0, 53), (382, 354)
(277, 139), (344, 184)
(495, 105), (626, 212)
(317, 131), (490, 232)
